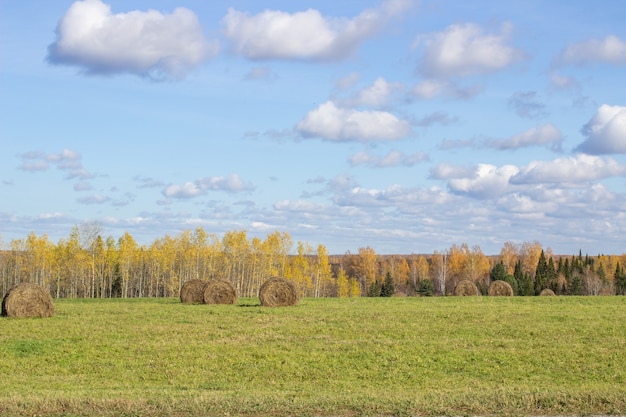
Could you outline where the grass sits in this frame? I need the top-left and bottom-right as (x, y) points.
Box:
(0, 296), (625, 416)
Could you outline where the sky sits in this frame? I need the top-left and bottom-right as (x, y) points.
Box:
(1, 0), (625, 255)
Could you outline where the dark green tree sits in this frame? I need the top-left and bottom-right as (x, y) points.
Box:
(380, 272), (395, 297)
(417, 279), (435, 296)
(503, 274), (519, 295)
(547, 256), (558, 292)
(490, 261), (507, 282)
(534, 250), (548, 295)
(514, 260), (531, 295)
(368, 279), (381, 297)
(615, 262), (626, 295)
(568, 272), (584, 295)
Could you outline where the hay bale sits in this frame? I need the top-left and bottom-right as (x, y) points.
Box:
(488, 280), (514, 296)
(203, 279), (238, 305)
(1, 283), (55, 318)
(539, 288), (556, 296)
(180, 279), (207, 303)
(454, 280), (480, 296)
(259, 277), (299, 307)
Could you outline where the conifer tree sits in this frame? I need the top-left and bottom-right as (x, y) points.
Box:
(380, 272), (395, 297)
(615, 262), (626, 295)
(534, 250), (548, 295)
(490, 261), (507, 282)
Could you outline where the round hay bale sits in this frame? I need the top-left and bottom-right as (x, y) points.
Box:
(259, 277), (299, 307)
(454, 280), (480, 296)
(180, 279), (208, 304)
(539, 288), (556, 296)
(488, 280), (514, 296)
(2, 283), (55, 318)
(203, 279), (238, 305)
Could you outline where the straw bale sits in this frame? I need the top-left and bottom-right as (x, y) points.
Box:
(180, 279), (208, 303)
(539, 288), (556, 296)
(259, 277), (299, 307)
(488, 280), (514, 296)
(203, 279), (238, 305)
(454, 280), (480, 296)
(1, 283), (55, 318)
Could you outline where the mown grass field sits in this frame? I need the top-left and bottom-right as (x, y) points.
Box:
(1, 296), (625, 416)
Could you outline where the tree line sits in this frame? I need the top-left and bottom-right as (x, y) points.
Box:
(1, 226), (625, 299)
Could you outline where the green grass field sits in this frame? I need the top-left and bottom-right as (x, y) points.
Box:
(1, 296), (625, 416)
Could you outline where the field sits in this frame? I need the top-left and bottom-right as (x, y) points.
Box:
(1, 296), (625, 417)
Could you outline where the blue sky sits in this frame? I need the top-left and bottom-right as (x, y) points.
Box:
(1, 0), (625, 255)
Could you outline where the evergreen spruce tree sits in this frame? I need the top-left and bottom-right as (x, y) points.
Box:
(418, 279), (435, 296)
(569, 273), (583, 295)
(615, 262), (626, 295)
(517, 271), (534, 296)
(490, 261), (507, 282)
(504, 274), (519, 295)
(534, 250), (548, 295)
(368, 280), (381, 297)
(380, 272), (395, 297)
(513, 260), (525, 295)
(547, 257), (557, 291)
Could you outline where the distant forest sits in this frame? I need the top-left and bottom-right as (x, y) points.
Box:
(2, 225), (625, 298)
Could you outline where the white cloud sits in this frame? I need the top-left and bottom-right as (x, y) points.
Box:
(295, 101), (411, 142)
(511, 154), (626, 184)
(47, 0), (217, 79)
(163, 174), (255, 199)
(222, 0), (413, 61)
(558, 35), (626, 66)
(77, 194), (110, 205)
(448, 164), (520, 198)
(350, 77), (403, 107)
(416, 22), (525, 78)
(485, 124), (562, 151)
(334, 72), (360, 91)
(349, 150), (428, 167)
(576, 104), (626, 154)
(429, 163), (477, 179)
(18, 149), (91, 179)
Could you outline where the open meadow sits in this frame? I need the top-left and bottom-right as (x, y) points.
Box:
(1, 296), (625, 417)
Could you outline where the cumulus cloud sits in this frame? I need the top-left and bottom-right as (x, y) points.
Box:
(47, 0), (218, 79)
(348, 77), (404, 107)
(349, 150), (428, 167)
(162, 174), (255, 199)
(222, 0), (413, 61)
(415, 22), (525, 78)
(576, 104), (626, 154)
(295, 101), (411, 142)
(18, 149), (92, 179)
(429, 164), (477, 179)
(508, 91), (548, 119)
(447, 164), (520, 198)
(511, 154), (626, 184)
(485, 124), (563, 151)
(77, 194), (111, 205)
(557, 35), (626, 66)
